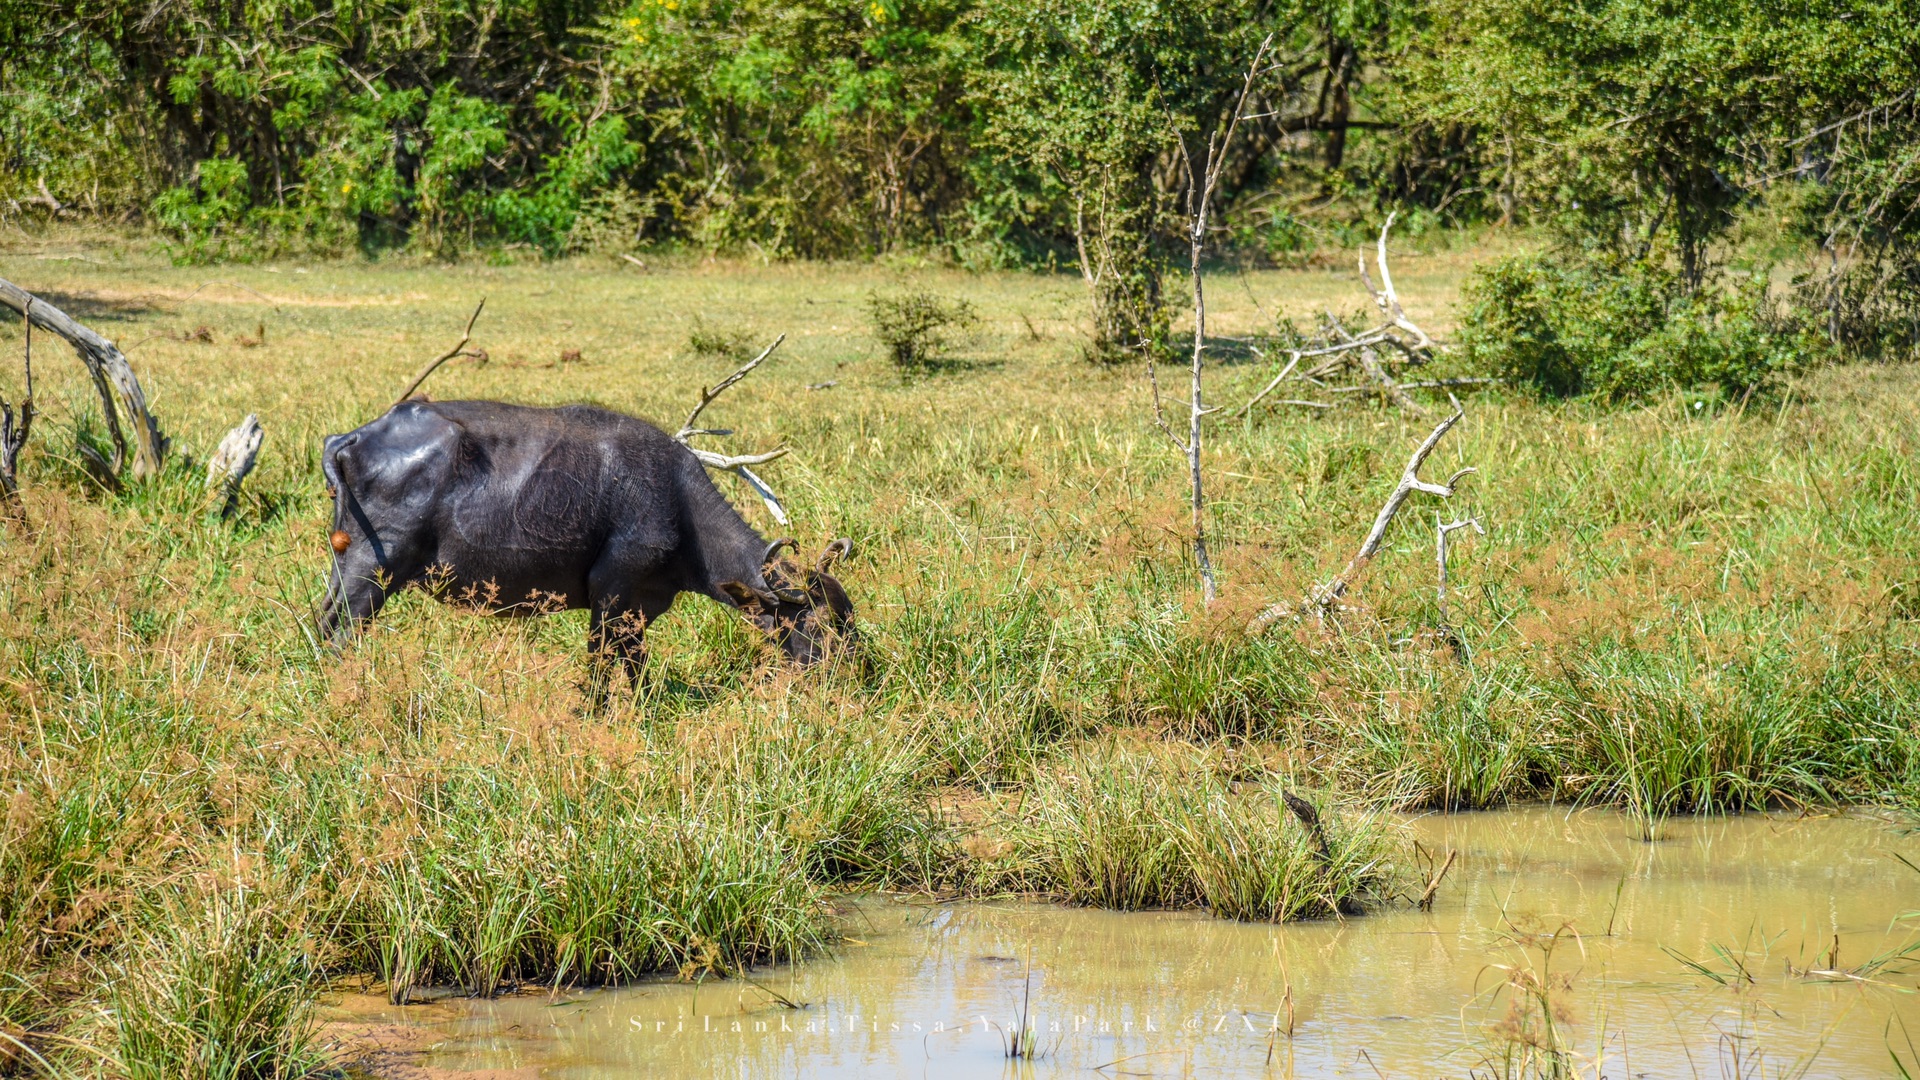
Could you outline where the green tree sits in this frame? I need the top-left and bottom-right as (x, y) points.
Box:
(972, 0), (1286, 361)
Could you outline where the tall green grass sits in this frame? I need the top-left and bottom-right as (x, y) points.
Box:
(110, 883), (319, 1080)
(980, 740), (1401, 919)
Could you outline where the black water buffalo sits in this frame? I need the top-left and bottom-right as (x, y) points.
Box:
(318, 400), (855, 686)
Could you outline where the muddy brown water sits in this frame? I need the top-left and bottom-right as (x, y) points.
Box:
(321, 808), (1920, 1078)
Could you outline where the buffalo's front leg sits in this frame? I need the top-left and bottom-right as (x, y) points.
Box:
(586, 601), (647, 704)
(584, 576), (675, 709)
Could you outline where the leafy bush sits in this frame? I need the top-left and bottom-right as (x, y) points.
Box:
(150, 159), (255, 263)
(1460, 253), (1807, 400)
(1804, 253), (1920, 365)
(866, 290), (980, 370)
(686, 317), (759, 361)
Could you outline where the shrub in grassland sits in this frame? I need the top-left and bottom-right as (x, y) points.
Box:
(866, 290), (980, 371)
(1460, 253), (1807, 400)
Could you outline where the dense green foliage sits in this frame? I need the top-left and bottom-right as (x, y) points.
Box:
(0, 0), (1414, 262)
(1409, 0), (1920, 384)
(7, 0), (1915, 386)
(1457, 254), (1811, 399)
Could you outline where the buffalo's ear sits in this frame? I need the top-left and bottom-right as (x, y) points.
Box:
(718, 580), (768, 617)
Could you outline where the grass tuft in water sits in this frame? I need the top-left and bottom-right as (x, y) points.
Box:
(981, 740), (1402, 919)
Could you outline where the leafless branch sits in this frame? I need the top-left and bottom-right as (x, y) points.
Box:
(1357, 212), (1435, 353)
(1252, 397), (1476, 631)
(678, 334), (785, 440)
(1237, 214), (1459, 419)
(684, 446), (790, 471)
(1358, 342), (1424, 414)
(1237, 350), (1303, 415)
(27, 179), (64, 214)
(1145, 356), (1189, 454)
(1331, 378), (1502, 394)
(673, 334), (793, 525)
(1787, 89), (1916, 147)
(392, 299), (486, 408)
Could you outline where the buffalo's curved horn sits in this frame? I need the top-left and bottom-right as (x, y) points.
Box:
(816, 538), (852, 575)
(718, 579), (782, 612)
(761, 537), (797, 567)
(757, 537), (810, 604)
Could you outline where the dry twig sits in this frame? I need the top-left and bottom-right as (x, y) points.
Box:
(392, 299), (486, 407)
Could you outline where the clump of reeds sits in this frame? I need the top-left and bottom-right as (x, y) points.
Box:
(980, 740), (1402, 919)
(109, 880), (320, 1080)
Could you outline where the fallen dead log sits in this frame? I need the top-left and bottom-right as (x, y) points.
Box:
(0, 277), (166, 478)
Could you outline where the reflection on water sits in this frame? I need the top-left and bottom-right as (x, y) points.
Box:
(324, 808), (1920, 1078)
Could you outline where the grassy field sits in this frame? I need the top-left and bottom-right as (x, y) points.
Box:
(0, 228), (1915, 1076)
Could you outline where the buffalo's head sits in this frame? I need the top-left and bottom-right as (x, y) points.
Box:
(719, 538), (857, 666)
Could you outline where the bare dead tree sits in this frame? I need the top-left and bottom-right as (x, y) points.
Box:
(205, 414), (265, 519)
(1, 301), (35, 515)
(675, 334), (792, 525)
(392, 299), (486, 407)
(1236, 214), (1450, 417)
(1150, 33), (1276, 605)
(0, 277), (166, 478)
(1252, 397), (1475, 631)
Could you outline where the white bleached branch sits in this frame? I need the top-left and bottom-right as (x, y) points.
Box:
(205, 413), (265, 518)
(674, 334), (793, 525)
(1252, 397), (1476, 631)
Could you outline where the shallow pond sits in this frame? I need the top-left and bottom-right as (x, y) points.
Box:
(323, 807), (1920, 1078)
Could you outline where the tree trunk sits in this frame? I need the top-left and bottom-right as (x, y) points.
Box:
(1323, 39), (1356, 171)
